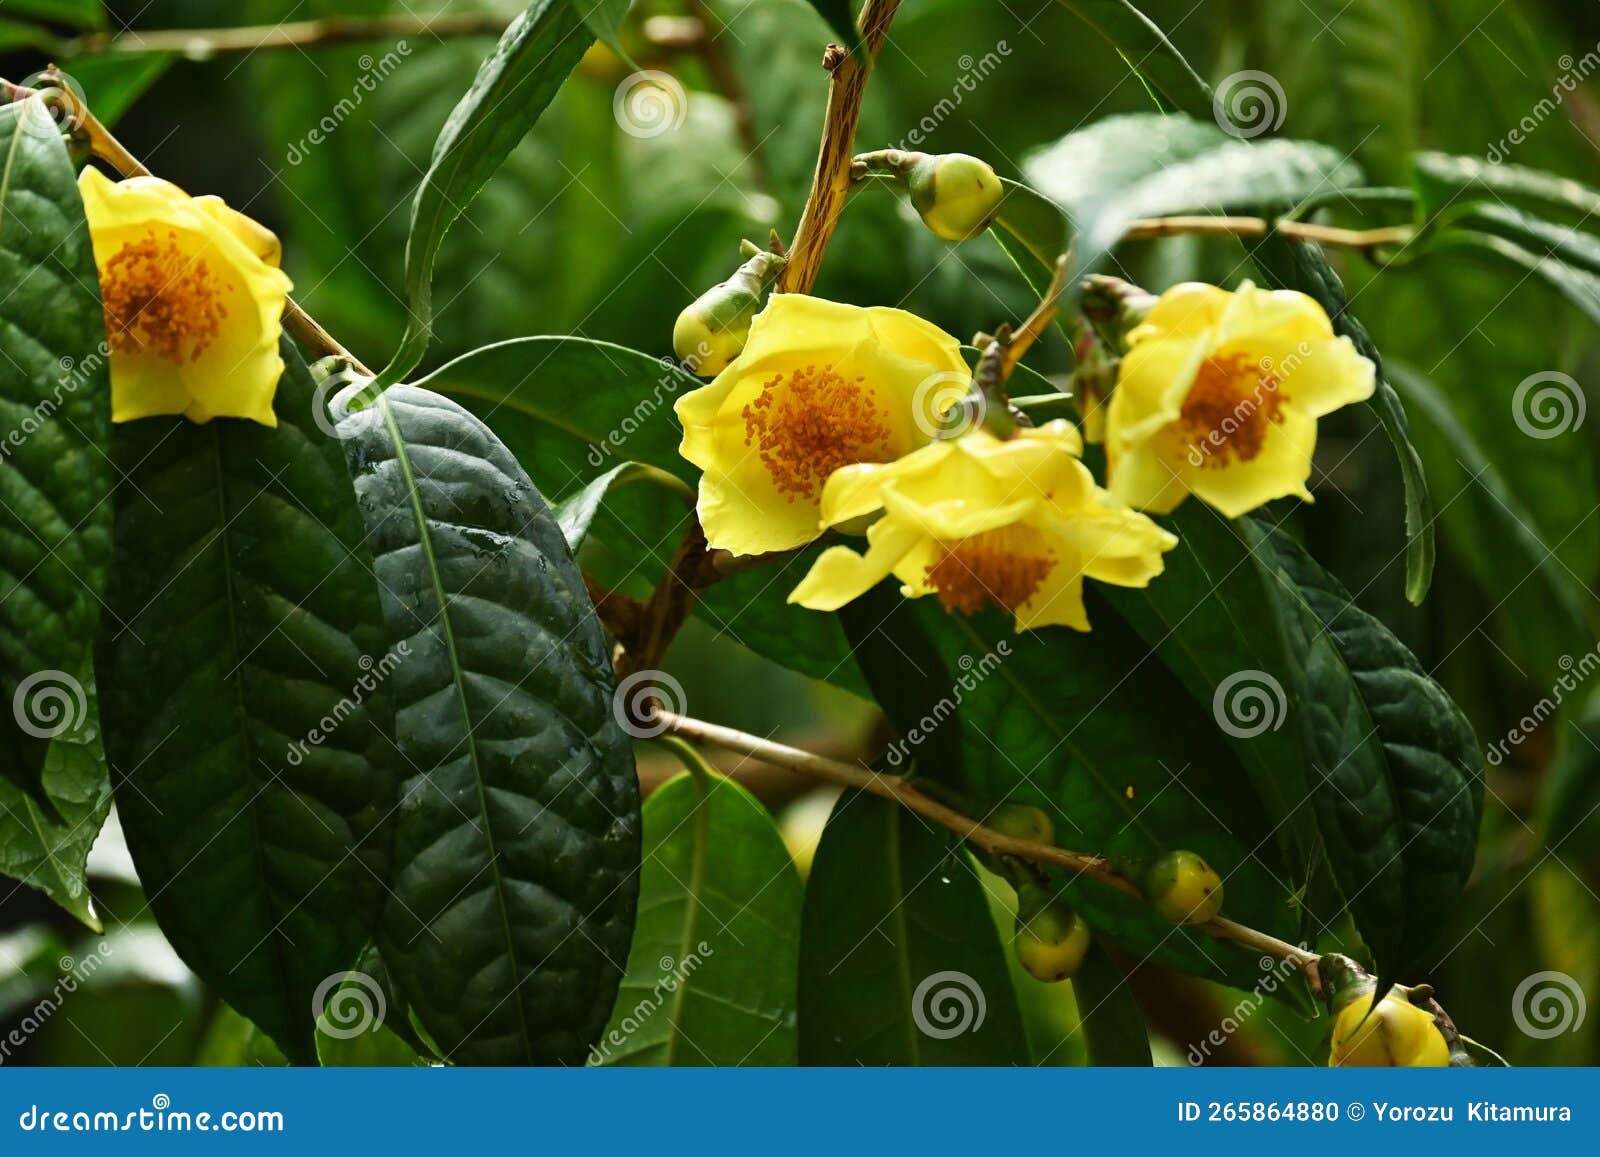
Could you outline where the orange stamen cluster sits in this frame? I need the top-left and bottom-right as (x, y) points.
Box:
(101, 229), (227, 363)
(926, 525), (1056, 615)
(1179, 352), (1287, 467)
(742, 364), (892, 500)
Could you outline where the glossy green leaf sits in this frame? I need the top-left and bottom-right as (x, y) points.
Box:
(378, 0), (595, 385)
(555, 461), (693, 552)
(598, 768), (801, 1065)
(0, 100), (112, 806)
(1023, 113), (1364, 295)
(991, 177), (1069, 292)
(1052, 1), (1212, 117)
(906, 599), (1302, 994)
(575, 0), (633, 56)
(97, 343), (398, 1065)
(801, 0), (866, 55)
(1414, 152), (1600, 224)
(336, 385), (639, 1065)
(799, 790), (1027, 1064)
(0, 659), (109, 928)
(1240, 521), (1483, 977)
(1249, 235), (1436, 604)
(1073, 943), (1152, 1066)
(315, 945), (432, 1066)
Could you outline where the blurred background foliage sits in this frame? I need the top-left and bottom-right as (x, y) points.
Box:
(2, 0), (1598, 1066)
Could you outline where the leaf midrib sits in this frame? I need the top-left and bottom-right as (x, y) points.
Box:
(377, 393), (532, 1061)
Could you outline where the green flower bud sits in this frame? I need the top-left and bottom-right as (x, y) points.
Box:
(672, 248), (787, 376)
(908, 153), (1003, 241)
(1014, 885), (1090, 982)
(1143, 850), (1224, 925)
(987, 802), (1055, 846)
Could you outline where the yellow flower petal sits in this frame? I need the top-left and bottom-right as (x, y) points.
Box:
(788, 520), (924, 612)
(1106, 280), (1375, 519)
(78, 167), (292, 428)
(675, 295), (968, 555)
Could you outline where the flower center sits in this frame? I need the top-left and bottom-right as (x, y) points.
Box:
(926, 525), (1056, 615)
(101, 229), (228, 363)
(742, 364), (893, 500)
(1178, 352), (1288, 467)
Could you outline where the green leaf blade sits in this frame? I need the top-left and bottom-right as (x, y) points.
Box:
(337, 384), (640, 1066)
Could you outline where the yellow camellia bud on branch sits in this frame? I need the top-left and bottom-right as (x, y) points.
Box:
(1014, 884), (1091, 982)
(671, 246), (788, 376)
(1322, 955), (1450, 1068)
(853, 148), (1004, 241)
(787, 420), (1177, 631)
(1140, 849), (1224, 925)
(77, 167), (293, 427)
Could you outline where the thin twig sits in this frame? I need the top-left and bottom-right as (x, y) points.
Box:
(64, 14), (509, 57)
(653, 707), (1322, 980)
(1122, 215), (1413, 250)
(778, 0), (902, 293)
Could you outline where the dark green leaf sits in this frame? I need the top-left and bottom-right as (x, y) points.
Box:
(1051, 1), (1212, 117)
(800, 0), (866, 56)
(0, 100), (112, 806)
(555, 461), (693, 552)
(65, 54), (174, 128)
(336, 385), (639, 1066)
(1, 0), (104, 28)
(1431, 229), (1600, 330)
(97, 343), (398, 1065)
(1415, 152), (1600, 224)
(1541, 688), (1600, 863)
(378, 0), (595, 385)
(1239, 521), (1483, 976)
(0, 20), (61, 52)
(1249, 235), (1435, 604)
(1072, 942), (1152, 1066)
(575, 0), (633, 56)
(1024, 113), (1364, 296)
(799, 790), (1027, 1064)
(0, 658), (109, 928)
(991, 177), (1069, 292)
(598, 769), (801, 1065)
(314, 945), (432, 1067)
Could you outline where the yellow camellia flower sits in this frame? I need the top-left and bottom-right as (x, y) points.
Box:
(78, 167), (293, 427)
(787, 421), (1177, 631)
(674, 294), (970, 556)
(1105, 281), (1375, 517)
(1329, 992), (1450, 1067)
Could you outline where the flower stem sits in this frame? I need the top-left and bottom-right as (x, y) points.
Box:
(777, 0), (902, 294)
(63, 14), (509, 57)
(651, 707), (1323, 981)
(1122, 215), (1413, 250)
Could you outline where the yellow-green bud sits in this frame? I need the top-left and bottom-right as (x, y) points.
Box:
(671, 249), (787, 376)
(908, 153), (1004, 241)
(987, 803), (1055, 846)
(1143, 850), (1223, 925)
(1014, 886), (1090, 982)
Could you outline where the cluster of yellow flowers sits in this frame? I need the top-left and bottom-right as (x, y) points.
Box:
(675, 284), (1376, 632)
(77, 168), (292, 428)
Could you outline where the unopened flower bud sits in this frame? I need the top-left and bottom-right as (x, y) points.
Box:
(1143, 849), (1223, 925)
(1014, 885), (1090, 982)
(908, 153), (1004, 241)
(672, 249), (787, 376)
(1326, 965), (1450, 1068)
(987, 802), (1055, 846)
